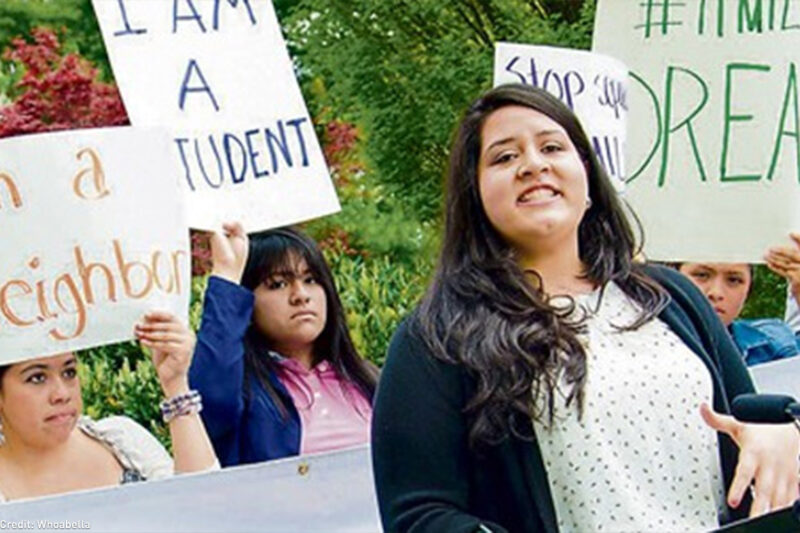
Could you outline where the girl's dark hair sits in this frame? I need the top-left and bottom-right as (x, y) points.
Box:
(240, 227), (378, 417)
(414, 83), (669, 449)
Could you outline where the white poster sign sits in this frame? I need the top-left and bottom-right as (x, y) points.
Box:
(1, 445), (382, 533)
(91, 0), (340, 231)
(494, 43), (629, 186)
(0, 127), (189, 364)
(593, 1), (800, 261)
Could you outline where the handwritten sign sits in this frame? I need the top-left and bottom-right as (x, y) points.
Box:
(91, 0), (340, 231)
(593, 0), (800, 261)
(493, 43), (629, 187)
(0, 127), (189, 364)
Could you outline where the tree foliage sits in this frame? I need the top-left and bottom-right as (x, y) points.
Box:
(0, 27), (127, 138)
(0, 0), (111, 79)
(284, 0), (595, 220)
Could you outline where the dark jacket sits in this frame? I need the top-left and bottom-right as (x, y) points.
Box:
(371, 266), (755, 533)
(189, 276), (302, 466)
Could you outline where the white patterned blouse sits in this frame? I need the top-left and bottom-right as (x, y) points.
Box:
(533, 282), (725, 533)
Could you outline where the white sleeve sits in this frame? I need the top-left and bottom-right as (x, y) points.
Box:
(786, 287), (800, 334)
(91, 416), (174, 481)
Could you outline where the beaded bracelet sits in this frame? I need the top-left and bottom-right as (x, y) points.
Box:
(160, 390), (202, 423)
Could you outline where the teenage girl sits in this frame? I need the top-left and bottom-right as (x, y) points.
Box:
(190, 222), (378, 466)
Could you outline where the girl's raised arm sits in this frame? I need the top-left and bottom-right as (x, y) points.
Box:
(211, 222), (249, 284)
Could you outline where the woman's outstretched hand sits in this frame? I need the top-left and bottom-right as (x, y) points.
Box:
(210, 221), (249, 284)
(134, 311), (195, 397)
(700, 402), (800, 517)
(765, 232), (800, 307)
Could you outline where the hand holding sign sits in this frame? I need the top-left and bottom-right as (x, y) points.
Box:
(135, 311), (195, 398)
(765, 232), (800, 304)
(135, 309), (218, 474)
(210, 221), (249, 284)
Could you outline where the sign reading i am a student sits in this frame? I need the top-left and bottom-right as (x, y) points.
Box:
(493, 43), (629, 188)
(593, 1), (800, 262)
(91, 0), (340, 231)
(0, 127), (189, 364)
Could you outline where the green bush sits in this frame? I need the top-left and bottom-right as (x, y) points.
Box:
(325, 251), (432, 367)
(741, 265), (787, 320)
(79, 348), (169, 449)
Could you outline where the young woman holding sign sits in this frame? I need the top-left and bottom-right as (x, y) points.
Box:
(0, 312), (218, 502)
(371, 84), (800, 533)
(189, 223), (377, 466)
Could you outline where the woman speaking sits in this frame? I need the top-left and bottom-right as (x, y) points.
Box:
(371, 84), (800, 533)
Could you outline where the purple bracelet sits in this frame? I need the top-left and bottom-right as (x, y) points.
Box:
(160, 390), (202, 423)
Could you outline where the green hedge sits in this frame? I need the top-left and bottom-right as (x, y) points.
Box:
(741, 265), (787, 320)
(79, 348), (168, 448)
(325, 251), (431, 367)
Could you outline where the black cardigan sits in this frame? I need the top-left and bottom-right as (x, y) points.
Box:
(371, 266), (756, 533)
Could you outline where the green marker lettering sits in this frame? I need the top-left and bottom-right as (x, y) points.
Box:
(720, 63), (771, 182)
(782, 0), (800, 30)
(738, 0), (763, 33)
(658, 66), (709, 187)
(626, 72), (663, 185)
(766, 62), (800, 182)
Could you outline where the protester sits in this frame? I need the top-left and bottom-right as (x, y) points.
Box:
(0, 312), (218, 502)
(371, 84), (800, 533)
(678, 252), (800, 365)
(189, 223), (378, 467)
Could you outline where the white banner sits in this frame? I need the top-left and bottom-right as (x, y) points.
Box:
(0, 445), (382, 533)
(0, 127), (189, 364)
(91, 0), (340, 232)
(750, 356), (800, 399)
(593, 0), (800, 262)
(493, 43), (629, 187)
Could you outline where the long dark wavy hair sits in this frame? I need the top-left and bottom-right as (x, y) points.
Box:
(240, 227), (378, 417)
(413, 84), (669, 449)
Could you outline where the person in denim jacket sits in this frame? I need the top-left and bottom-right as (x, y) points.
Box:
(679, 253), (800, 366)
(729, 318), (800, 366)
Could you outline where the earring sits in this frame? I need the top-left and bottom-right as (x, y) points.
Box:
(585, 197), (593, 209)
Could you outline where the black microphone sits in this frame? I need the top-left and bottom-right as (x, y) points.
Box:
(731, 394), (800, 424)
